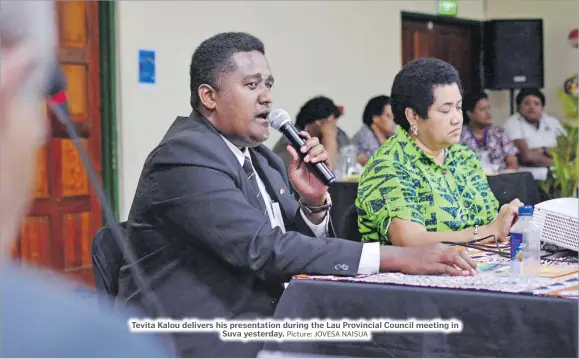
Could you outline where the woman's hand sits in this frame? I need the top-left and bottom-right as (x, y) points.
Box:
(488, 199), (524, 241)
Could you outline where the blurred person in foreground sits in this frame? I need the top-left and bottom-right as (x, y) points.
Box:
(118, 32), (478, 357)
(460, 91), (518, 172)
(0, 1), (172, 357)
(356, 58), (523, 246)
(272, 96), (350, 170)
(352, 95), (397, 165)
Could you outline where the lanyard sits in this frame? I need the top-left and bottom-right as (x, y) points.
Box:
(468, 126), (488, 149)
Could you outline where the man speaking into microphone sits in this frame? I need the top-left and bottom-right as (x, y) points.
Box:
(119, 32), (477, 357)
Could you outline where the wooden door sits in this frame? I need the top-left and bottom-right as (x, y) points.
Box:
(402, 18), (481, 93)
(435, 23), (474, 93)
(12, 1), (102, 287)
(402, 20), (437, 65)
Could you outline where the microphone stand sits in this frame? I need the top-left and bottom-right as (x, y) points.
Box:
(47, 102), (167, 319)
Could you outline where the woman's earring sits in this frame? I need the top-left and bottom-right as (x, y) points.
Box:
(410, 124), (418, 136)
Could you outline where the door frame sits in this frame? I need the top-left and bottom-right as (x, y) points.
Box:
(99, 1), (119, 218)
(401, 11), (484, 93)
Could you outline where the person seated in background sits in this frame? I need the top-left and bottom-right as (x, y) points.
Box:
(352, 95), (397, 166)
(504, 88), (566, 167)
(118, 33), (478, 357)
(272, 96), (350, 169)
(460, 91), (518, 172)
(356, 58), (522, 246)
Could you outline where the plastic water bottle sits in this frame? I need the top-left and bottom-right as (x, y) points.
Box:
(509, 205), (541, 280)
(510, 206), (541, 279)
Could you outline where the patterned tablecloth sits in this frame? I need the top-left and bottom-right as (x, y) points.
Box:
(294, 242), (579, 299)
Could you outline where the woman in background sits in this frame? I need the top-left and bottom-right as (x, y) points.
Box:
(503, 88), (566, 167)
(352, 95), (397, 165)
(460, 91), (518, 172)
(272, 96), (349, 170)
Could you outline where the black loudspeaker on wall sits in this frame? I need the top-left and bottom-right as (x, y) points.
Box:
(483, 19), (544, 90)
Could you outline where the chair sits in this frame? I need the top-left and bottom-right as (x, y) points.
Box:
(91, 221), (126, 299)
(487, 171), (542, 207)
(340, 204), (362, 242)
(328, 182), (359, 237)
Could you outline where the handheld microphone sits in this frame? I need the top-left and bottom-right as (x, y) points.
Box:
(267, 109), (336, 186)
(45, 62), (167, 318)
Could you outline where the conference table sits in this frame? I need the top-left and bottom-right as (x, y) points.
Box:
(261, 171), (577, 357)
(262, 245), (578, 357)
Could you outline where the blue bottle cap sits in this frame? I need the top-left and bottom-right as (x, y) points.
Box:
(518, 205), (533, 216)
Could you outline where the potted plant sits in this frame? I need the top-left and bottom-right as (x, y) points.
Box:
(551, 123), (578, 197)
(539, 74), (579, 198)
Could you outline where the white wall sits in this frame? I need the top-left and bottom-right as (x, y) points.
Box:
(485, 0), (579, 125)
(115, 0), (485, 218)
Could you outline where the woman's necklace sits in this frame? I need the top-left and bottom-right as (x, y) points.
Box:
(469, 126), (489, 149)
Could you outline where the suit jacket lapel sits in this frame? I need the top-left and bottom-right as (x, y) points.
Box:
(185, 113), (298, 223)
(249, 148), (295, 222)
(249, 149), (280, 202)
(187, 112), (265, 209)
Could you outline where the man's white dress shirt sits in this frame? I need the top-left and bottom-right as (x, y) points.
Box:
(221, 136), (380, 275)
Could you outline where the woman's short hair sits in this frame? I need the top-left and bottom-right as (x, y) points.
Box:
(390, 58), (463, 132)
(362, 95), (391, 127)
(295, 96), (341, 128)
(516, 88), (545, 108)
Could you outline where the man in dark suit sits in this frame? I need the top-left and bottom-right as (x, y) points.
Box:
(118, 32), (477, 357)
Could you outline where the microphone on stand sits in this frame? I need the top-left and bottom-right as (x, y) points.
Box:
(267, 109), (336, 186)
(45, 62), (167, 318)
(46, 64), (68, 110)
(46, 64), (89, 138)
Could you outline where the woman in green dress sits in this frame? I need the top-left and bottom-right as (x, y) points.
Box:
(356, 58), (522, 247)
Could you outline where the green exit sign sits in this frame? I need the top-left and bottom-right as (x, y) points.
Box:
(438, 0), (457, 16)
